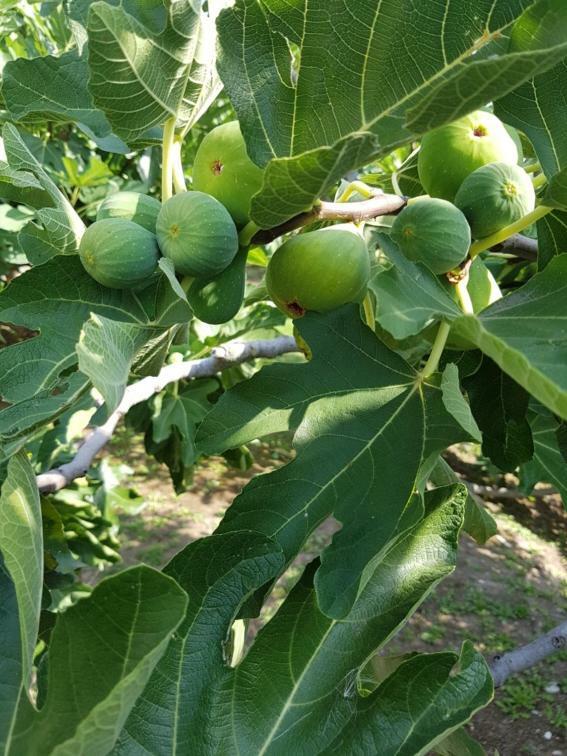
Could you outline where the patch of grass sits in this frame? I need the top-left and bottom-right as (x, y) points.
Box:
(496, 672), (544, 719)
(544, 703), (567, 730)
(419, 624), (446, 644)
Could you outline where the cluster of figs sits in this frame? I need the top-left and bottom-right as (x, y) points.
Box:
(79, 109), (535, 330)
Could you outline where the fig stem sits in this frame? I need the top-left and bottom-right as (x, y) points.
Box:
(469, 204), (552, 259)
(524, 161), (541, 174)
(171, 138), (187, 194)
(531, 172), (547, 190)
(239, 220), (260, 247)
(337, 180), (376, 202)
(420, 320), (451, 379)
(252, 192), (407, 244)
(161, 117), (177, 202)
(455, 277), (474, 315)
(362, 293), (374, 329)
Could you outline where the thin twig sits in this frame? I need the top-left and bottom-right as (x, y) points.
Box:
(489, 621), (567, 687)
(36, 336), (299, 495)
(252, 192), (407, 244)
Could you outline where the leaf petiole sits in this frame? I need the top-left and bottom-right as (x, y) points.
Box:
(362, 292), (375, 329)
(455, 277), (474, 315)
(469, 204), (552, 259)
(420, 320), (451, 379)
(337, 180), (376, 203)
(171, 139), (187, 194)
(239, 221), (260, 247)
(161, 117), (177, 202)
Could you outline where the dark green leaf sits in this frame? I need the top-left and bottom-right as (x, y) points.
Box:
(464, 359), (533, 471)
(86, 0), (219, 144)
(0, 256), (190, 404)
(0, 452), (42, 692)
(0, 554), (21, 754)
(18, 208), (79, 266)
(2, 50), (115, 143)
(198, 305), (425, 618)
(11, 566), (187, 756)
(523, 404), (567, 504)
(453, 255), (567, 419)
(144, 379), (216, 493)
(324, 642), (492, 755)
(369, 232), (461, 339)
(441, 363), (482, 443)
(0, 453), (42, 750)
(218, 0), (567, 227)
(430, 458), (498, 545)
(208, 486), (490, 755)
(115, 531), (284, 754)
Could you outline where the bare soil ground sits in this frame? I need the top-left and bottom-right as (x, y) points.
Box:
(98, 432), (567, 756)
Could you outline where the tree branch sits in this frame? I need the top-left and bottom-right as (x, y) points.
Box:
(488, 621), (567, 687)
(36, 336), (299, 495)
(494, 233), (538, 261)
(465, 481), (558, 500)
(252, 192), (407, 244)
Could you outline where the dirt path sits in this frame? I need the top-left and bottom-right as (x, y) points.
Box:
(100, 433), (567, 755)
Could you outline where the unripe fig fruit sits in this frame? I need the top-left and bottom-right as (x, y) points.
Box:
(97, 191), (161, 233)
(417, 111), (518, 201)
(455, 162), (535, 239)
(156, 191), (238, 278)
(187, 247), (247, 324)
(79, 218), (159, 289)
(192, 121), (264, 227)
(266, 224), (370, 318)
(391, 197), (471, 274)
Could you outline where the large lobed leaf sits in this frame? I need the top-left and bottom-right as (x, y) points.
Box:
(115, 485), (491, 754)
(0, 452), (43, 751)
(0, 124), (84, 240)
(369, 231), (461, 339)
(217, 0), (567, 227)
(0, 256), (190, 404)
(86, 0), (220, 144)
(1, 50), (119, 149)
(9, 566), (187, 756)
(210, 486), (492, 754)
(115, 531), (285, 754)
(453, 255), (567, 419)
(198, 305), (425, 618)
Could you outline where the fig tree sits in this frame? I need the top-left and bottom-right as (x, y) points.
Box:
(266, 224), (370, 318)
(97, 191), (161, 233)
(79, 218), (159, 289)
(192, 121), (264, 227)
(417, 111), (518, 201)
(156, 191), (238, 278)
(391, 197), (471, 274)
(454, 162), (535, 239)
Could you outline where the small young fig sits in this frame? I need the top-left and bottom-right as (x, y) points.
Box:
(79, 218), (159, 289)
(187, 247), (248, 324)
(156, 191), (238, 278)
(391, 197), (471, 274)
(96, 191), (161, 233)
(417, 111), (518, 201)
(266, 224), (370, 318)
(454, 162), (535, 239)
(192, 121), (264, 227)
